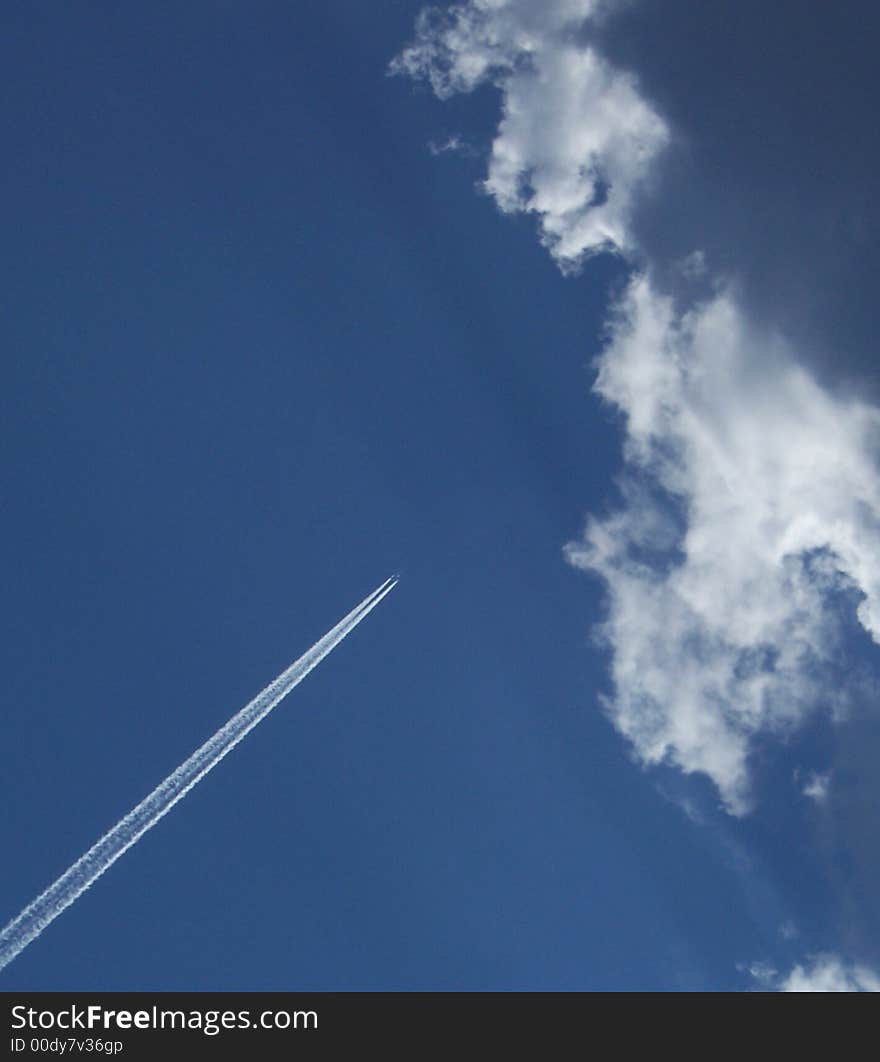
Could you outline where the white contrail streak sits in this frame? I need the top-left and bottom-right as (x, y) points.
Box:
(0, 576), (397, 973)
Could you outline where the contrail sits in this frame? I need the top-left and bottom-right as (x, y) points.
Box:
(0, 576), (397, 973)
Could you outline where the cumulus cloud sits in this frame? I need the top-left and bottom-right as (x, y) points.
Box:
(758, 955), (880, 992)
(566, 277), (880, 812)
(395, 1), (880, 812)
(800, 770), (831, 804)
(392, 0), (668, 269)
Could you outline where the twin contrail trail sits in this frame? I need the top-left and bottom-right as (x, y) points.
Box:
(0, 576), (398, 973)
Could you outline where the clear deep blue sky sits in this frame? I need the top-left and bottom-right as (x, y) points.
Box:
(2, 1), (877, 989)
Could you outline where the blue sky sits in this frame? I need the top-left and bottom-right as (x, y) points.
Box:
(2, 1), (879, 991)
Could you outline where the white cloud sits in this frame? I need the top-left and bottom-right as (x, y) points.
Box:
(392, 0), (668, 269)
(395, 1), (880, 813)
(566, 276), (880, 812)
(800, 770), (831, 804)
(392, 1), (607, 98)
(771, 955), (880, 992)
(743, 959), (778, 986)
(427, 134), (470, 156)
